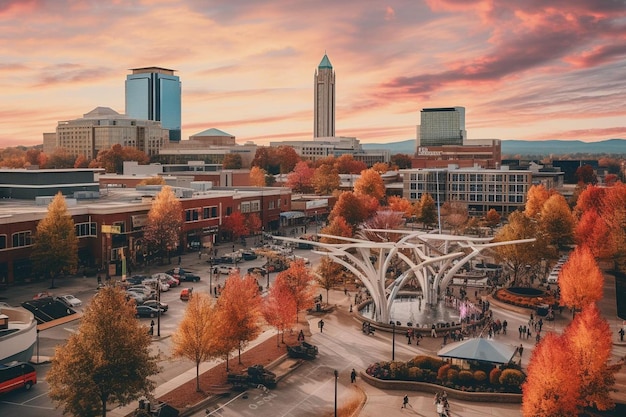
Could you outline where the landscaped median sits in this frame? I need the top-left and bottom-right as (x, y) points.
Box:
(359, 355), (523, 404)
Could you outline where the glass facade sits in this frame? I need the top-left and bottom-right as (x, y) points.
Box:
(419, 107), (466, 146)
(126, 68), (181, 141)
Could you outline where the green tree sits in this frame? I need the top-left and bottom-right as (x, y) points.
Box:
(143, 186), (183, 264)
(47, 286), (158, 417)
(31, 192), (78, 288)
(171, 293), (223, 392)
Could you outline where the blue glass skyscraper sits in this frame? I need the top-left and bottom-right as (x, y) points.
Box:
(125, 67), (181, 141)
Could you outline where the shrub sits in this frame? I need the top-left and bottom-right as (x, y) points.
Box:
(389, 361), (408, 379)
(499, 369), (525, 388)
(473, 370), (487, 383)
(408, 355), (446, 371)
(489, 368), (502, 385)
(437, 364), (451, 381)
(407, 367), (420, 380)
(447, 369), (459, 383)
(458, 370), (473, 384)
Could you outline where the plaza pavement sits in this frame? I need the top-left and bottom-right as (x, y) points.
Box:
(1, 245), (625, 416)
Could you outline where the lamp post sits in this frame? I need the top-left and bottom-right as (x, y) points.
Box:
(333, 369), (338, 417)
(208, 259), (213, 297)
(266, 269), (270, 290)
(157, 281), (161, 337)
(392, 321), (396, 361)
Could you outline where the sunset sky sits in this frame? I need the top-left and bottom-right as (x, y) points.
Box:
(1, 0), (625, 148)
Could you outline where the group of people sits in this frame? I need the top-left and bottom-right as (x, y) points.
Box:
(405, 328), (422, 345)
(434, 391), (450, 416)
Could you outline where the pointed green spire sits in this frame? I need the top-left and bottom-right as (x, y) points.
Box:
(318, 53), (332, 69)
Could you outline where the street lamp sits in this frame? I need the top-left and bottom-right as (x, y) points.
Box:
(333, 369), (338, 417)
(157, 281), (161, 337)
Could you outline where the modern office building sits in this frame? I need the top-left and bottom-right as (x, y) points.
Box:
(125, 67), (182, 141)
(418, 107), (466, 146)
(403, 165), (532, 215)
(44, 107), (168, 159)
(314, 54), (335, 138)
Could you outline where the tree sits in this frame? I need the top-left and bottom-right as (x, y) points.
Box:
(251, 147), (280, 174)
(329, 192), (368, 228)
(566, 303), (617, 411)
(559, 245), (604, 314)
(47, 286), (158, 417)
(273, 260), (316, 324)
(359, 210), (404, 243)
(440, 201), (469, 234)
(263, 281), (297, 345)
(25, 148), (44, 166)
(575, 164), (598, 185)
(143, 186), (183, 264)
(217, 274), (262, 365)
(522, 333), (580, 417)
(73, 154), (90, 168)
(524, 184), (550, 219)
(539, 193), (575, 250)
(93, 144), (149, 174)
(387, 196), (413, 218)
(493, 211), (549, 286)
(335, 154), (366, 174)
(575, 210), (612, 258)
(137, 176), (166, 186)
(47, 148), (76, 169)
(246, 213), (262, 237)
(222, 153), (242, 169)
(319, 216), (353, 243)
(484, 208), (501, 229)
(316, 257), (342, 302)
(311, 163), (340, 195)
(390, 153), (412, 169)
(31, 192), (78, 288)
(416, 193), (437, 229)
(286, 161), (315, 193)
(171, 293), (223, 392)
(249, 166), (267, 187)
(277, 146), (301, 174)
(600, 182), (626, 272)
(354, 169), (386, 202)
(221, 211), (249, 241)
(371, 162), (389, 173)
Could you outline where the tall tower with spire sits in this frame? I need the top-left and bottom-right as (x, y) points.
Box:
(314, 54), (335, 137)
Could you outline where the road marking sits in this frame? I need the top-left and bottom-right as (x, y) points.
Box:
(0, 400), (55, 410)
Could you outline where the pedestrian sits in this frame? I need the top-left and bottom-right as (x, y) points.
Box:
(526, 327), (531, 339)
(178, 255), (181, 265)
(406, 329), (412, 344)
(620, 328), (625, 342)
(319, 319), (324, 333)
(436, 400), (444, 416)
(344, 287), (348, 295)
(518, 325), (523, 338)
(536, 331), (541, 344)
(351, 368), (357, 383)
(198, 251), (202, 259)
(402, 394), (409, 409)
(297, 330), (305, 342)
(518, 344), (524, 358)
(502, 319), (508, 334)
(431, 324), (437, 338)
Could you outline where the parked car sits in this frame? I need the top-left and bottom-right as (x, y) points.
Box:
(142, 300), (169, 312)
(152, 273), (179, 287)
(135, 305), (164, 318)
(247, 266), (267, 277)
(141, 278), (170, 292)
(126, 275), (148, 285)
(165, 267), (201, 282)
(241, 251), (258, 261)
(33, 291), (52, 300)
(213, 265), (240, 275)
(125, 291), (146, 304)
(127, 285), (156, 300)
(57, 295), (82, 308)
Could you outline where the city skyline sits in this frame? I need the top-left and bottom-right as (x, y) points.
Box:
(1, 0), (625, 149)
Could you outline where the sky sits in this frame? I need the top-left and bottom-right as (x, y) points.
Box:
(1, 0), (625, 149)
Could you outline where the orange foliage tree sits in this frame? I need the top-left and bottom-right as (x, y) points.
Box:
(273, 260), (316, 324)
(143, 186), (183, 264)
(217, 274), (262, 365)
(575, 210), (612, 258)
(558, 245), (603, 314)
(574, 184), (606, 217)
(319, 216), (353, 243)
(249, 166), (268, 187)
(263, 282), (297, 345)
(335, 154), (366, 174)
(539, 193), (575, 250)
(311, 163), (340, 195)
(522, 333), (580, 417)
(329, 192), (369, 228)
(566, 303), (617, 411)
(484, 208), (501, 229)
(286, 161), (315, 193)
(524, 184), (550, 219)
(246, 213), (262, 237)
(600, 182), (626, 272)
(171, 293), (224, 392)
(277, 146), (301, 174)
(354, 168), (386, 202)
(386, 196), (413, 218)
(222, 153), (242, 169)
(221, 212), (249, 241)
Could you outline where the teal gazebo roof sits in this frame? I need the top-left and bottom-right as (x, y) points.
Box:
(318, 54), (333, 69)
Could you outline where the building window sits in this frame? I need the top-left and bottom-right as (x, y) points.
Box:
(250, 200), (260, 212)
(226, 207), (232, 216)
(241, 202), (251, 213)
(12, 231), (33, 248)
(269, 201), (275, 209)
(185, 209), (199, 222)
(75, 222), (97, 237)
(0, 234), (6, 250)
(203, 206), (218, 219)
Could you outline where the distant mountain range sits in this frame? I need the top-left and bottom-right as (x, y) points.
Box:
(361, 139), (626, 156)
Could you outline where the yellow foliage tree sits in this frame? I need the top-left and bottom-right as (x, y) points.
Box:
(539, 193), (575, 250)
(143, 186), (183, 264)
(353, 168), (385, 202)
(249, 166), (267, 187)
(524, 184), (550, 219)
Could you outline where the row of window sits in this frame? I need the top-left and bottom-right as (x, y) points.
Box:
(185, 206), (220, 222)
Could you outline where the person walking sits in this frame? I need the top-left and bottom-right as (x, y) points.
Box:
(297, 330), (305, 342)
(350, 368), (357, 383)
(518, 343), (524, 358)
(318, 319), (324, 333)
(619, 327), (625, 342)
(431, 324), (437, 338)
(402, 395), (409, 409)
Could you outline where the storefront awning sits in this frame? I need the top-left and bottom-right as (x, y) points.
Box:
(279, 211), (306, 220)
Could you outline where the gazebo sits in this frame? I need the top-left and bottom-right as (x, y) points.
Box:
(437, 337), (518, 364)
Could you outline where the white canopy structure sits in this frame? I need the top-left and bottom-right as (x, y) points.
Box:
(438, 337), (518, 364)
(276, 230), (534, 324)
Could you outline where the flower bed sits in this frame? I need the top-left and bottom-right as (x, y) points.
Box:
(365, 354), (525, 394)
(493, 288), (557, 309)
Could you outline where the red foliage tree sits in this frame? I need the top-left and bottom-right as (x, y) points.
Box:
(319, 216), (353, 243)
(263, 282), (297, 345)
(575, 210), (612, 258)
(221, 212), (249, 241)
(335, 154), (367, 174)
(329, 192), (368, 227)
(286, 161), (315, 193)
(246, 213), (262, 237)
(273, 260), (316, 324)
